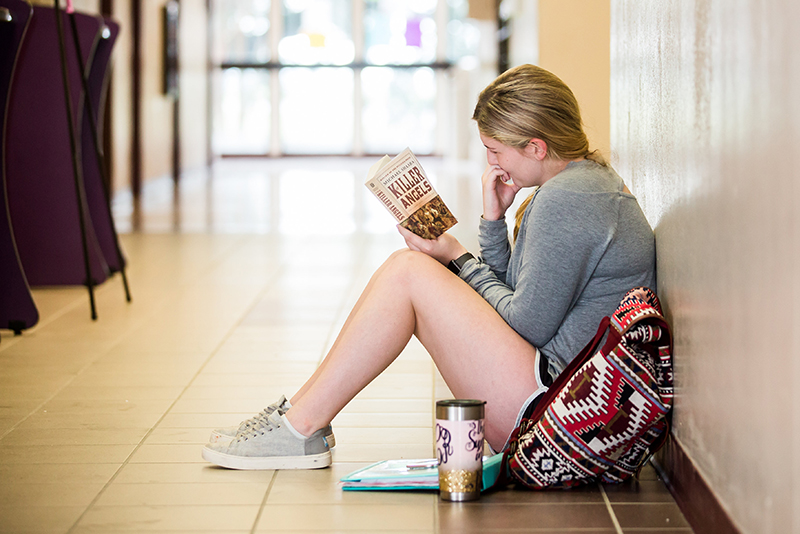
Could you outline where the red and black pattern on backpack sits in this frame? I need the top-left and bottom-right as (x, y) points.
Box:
(501, 287), (673, 490)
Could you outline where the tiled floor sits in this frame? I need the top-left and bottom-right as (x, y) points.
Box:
(0, 158), (692, 533)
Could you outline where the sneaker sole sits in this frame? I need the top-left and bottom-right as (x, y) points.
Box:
(202, 446), (331, 470)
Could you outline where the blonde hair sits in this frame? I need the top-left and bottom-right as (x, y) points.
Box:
(472, 64), (605, 240)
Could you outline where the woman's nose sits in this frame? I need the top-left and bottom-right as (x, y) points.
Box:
(486, 150), (497, 165)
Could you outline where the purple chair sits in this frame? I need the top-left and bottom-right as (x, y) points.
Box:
(5, 7), (109, 288)
(0, 0), (38, 334)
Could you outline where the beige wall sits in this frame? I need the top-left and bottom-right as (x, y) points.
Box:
(538, 0), (610, 158)
(611, 1), (800, 532)
(140, 0), (173, 184)
(138, 0), (207, 186)
(177, 0), (207, 169)
(33, 0), (98, 11)
(110, 0), (132, 195)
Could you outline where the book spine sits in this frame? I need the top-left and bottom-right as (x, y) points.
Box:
(365, 176), (409, 223)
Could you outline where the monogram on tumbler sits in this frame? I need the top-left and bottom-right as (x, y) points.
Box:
(435, 399), (486, 501)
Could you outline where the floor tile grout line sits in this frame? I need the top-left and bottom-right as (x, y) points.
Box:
(0, 284), (106, 354)
(0, 235), (256, 443)
(66, 257), (282, 533)
(600, 484), (624, 534)
(0, 290), (167, 443)
(250, 470), (278, 534)
(433, 478), (440, 534)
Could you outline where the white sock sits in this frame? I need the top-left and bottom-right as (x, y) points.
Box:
(281, 414), (309, 440)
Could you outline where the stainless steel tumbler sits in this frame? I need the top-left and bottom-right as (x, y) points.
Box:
(435, 399), (486, 501)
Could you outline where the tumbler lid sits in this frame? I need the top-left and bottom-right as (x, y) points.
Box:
(436, 399), (485, 420)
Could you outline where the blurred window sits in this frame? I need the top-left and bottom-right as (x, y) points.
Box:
(280, 0), (354, 65)
(361, 66), (436, 154)
(211, 0), (480, 156)
(213, 0), (271, 64)
(363, 0), (436, 65)
(213, 68), (271, 155)
(280, 67), (354, 154)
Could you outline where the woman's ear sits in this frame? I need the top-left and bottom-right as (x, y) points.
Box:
(526, 138), (548, 160)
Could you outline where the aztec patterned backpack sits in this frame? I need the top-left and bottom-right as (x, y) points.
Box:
(498, 287), (673, 489)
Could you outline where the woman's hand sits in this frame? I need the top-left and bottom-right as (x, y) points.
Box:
(482, 164), (522, 221)
(397, 226), (468, 266)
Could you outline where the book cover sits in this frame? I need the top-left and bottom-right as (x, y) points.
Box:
(340, 454), (503, 492)
(365, 148), (458, 239)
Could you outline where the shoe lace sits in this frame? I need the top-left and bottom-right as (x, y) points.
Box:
(237, 412), (281, 441)
(238, 408), (271, 432)
(237, 396), (287, 432)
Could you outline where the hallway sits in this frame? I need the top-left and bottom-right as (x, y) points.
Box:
(0, 157), (691, 533)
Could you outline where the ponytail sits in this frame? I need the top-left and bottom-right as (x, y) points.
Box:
(513, 191), (535, 242)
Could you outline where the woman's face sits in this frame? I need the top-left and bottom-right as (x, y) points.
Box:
(479, 134), (544, 187)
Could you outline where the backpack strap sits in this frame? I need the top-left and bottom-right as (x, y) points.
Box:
(611, 287), (663, 335)
(530, 316), (614, 424)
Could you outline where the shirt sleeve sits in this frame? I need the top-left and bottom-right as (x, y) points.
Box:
(459, 188), (612, 348)
(476, 216), (512, 283)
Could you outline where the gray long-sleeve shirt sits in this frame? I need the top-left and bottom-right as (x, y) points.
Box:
(459, 160), (656, 378)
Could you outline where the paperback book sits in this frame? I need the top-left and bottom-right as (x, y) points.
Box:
(365, 148), (458, 239)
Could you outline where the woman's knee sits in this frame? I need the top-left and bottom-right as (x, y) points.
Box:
(384, 249), (444, 284)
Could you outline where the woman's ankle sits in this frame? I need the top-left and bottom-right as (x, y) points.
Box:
(283, 408), (315, 438)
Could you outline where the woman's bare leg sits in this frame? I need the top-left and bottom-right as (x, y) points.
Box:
(288, 251), (403, 403)
(286, 249), (541, 451)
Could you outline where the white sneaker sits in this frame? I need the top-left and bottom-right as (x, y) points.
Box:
(202, 411), (331, 470)
(208, 395), (291, 443)
(208, 394), (336, 448)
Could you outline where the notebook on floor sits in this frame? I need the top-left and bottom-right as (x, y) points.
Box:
(340, 454), (503, 491)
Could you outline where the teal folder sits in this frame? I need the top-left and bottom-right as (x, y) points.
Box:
(340, 454), (503, 491)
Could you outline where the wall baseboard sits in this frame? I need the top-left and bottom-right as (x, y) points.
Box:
(653, 435), (741, 534)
